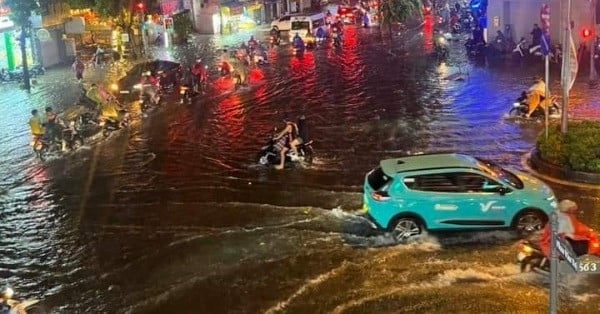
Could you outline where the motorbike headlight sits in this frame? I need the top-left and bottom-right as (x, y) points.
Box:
(513, 102), (521, 107)
(3, 287), (14, 299)
(133, 83), (142, 90)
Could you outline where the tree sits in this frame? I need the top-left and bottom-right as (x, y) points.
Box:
(4, 0), (48, 91)
(379, 0), (421, 41)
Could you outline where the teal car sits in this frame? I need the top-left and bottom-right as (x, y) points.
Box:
(363, 153), (557, 239)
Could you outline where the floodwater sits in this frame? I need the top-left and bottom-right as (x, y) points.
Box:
(1, 20), (600, 313)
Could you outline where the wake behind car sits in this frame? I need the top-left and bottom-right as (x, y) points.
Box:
(112, 59), (182, 98)
(363, 153), (557, 240)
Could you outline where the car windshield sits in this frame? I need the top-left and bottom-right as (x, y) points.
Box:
(291, 21), (310, 30)
(367, 167), (393, 191)
(476, 158), (524, 189)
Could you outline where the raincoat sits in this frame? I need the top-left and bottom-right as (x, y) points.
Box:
(539, 211), (595, 257)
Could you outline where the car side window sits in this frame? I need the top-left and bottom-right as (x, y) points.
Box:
(281, 16), (290, 21)
(403, 173), (461, 193)
(455, 172), (499, 193)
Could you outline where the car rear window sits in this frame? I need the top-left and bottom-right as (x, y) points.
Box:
(368, 167), (393, 191)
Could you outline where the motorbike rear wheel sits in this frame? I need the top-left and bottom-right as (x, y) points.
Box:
(508, 107), (521, 118)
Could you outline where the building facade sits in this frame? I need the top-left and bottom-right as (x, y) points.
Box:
(487, 0), (598, 48)
(190, 0), (314, 34)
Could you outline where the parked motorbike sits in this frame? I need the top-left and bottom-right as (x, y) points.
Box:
(0, 286), (45, 314)
(256, 131), (314, 167)
(29, 64), (46, 76)
(508, 91), (560, 119)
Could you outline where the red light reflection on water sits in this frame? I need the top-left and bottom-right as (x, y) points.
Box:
(423, 15), (433, 54)
(215, 94), (245, 141)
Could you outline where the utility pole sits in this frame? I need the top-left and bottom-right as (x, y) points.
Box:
(561, 0), (572, 134)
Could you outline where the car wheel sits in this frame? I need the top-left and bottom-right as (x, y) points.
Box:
(513, 210), (547, 234)
(390, 217), (422, 240)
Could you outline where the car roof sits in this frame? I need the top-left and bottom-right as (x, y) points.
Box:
(380, 153), (480, 176)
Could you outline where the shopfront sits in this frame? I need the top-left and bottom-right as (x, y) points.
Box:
(0, 16), (34, 71)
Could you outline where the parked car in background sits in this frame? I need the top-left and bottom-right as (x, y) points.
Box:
(271, 15), (293, 31)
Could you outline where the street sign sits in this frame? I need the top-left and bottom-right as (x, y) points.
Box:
(555, 237), (578, 271)
(36, 28), (50, 42)
(541, 33), (550, 56)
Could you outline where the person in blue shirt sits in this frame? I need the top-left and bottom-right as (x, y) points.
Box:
(292, 33), (305, 51)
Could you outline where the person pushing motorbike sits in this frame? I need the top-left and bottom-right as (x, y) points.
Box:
(525, 76), (548, 118)
(539, 199), (597, 258)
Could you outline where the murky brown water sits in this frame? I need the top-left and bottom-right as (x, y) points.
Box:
(1, 19), (599, 313)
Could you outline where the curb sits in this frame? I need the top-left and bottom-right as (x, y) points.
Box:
(521, 150), (600, 190)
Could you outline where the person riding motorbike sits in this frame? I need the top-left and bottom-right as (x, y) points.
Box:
(28, 109), (45, 146)
(140, 71), (160, 105)
(539, 200), (596, 258)
(248, 35), (258, 51)
(44, 106), (62, 143)
(274, 116), (308, 170)
(0, 287), (25, 314)
(525, 76), (548, 118)
(292, 33), (305, 51)
(230, 53), (249, 86)
(191, 59), (208, 93)
(219, 49), (233, 76)
(269, 27), (280, 44)
(316, 26), (326, 43)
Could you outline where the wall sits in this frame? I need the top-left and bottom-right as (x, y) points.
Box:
(191, 0), (220, 33)
(487, 0), (596, 47)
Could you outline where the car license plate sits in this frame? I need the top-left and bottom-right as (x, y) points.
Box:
(517, 252), (528, 262)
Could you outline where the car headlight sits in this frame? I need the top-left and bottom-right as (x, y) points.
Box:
(133, 83), (142, 90)
(110, 83), (119, 92)
(513, 102), (521, 107)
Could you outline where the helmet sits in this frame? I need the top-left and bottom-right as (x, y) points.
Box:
(558, 199), (578, 213)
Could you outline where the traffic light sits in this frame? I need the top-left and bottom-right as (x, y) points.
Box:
(581, 27), (593, 41)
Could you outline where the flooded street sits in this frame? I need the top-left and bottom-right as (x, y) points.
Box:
(1, 21), (600, 313)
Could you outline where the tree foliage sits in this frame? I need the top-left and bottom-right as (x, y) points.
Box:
(380, 0), (421, 33)
(4, 0), (46, 24)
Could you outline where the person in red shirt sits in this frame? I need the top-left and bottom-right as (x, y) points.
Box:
(539, 199), (596, 257)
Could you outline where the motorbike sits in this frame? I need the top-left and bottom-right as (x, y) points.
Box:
(269, 35), (281, 47)
(256, 131), (314, 167)
(179, 84), (192, 104)
(518, 234), (600, 273)
(0, 287), (45, 314)
(508, 91), (561, 119)
(218, 61), (232, 77)
(516, 240), (550, 273)
(139, 85), (161, 113)
(332, 32), (342, 47)
(434, 37), (449, 59)
(29, 64), (46, 76)
(32, 120), (84, 161)
(99, 110), (130, 137)
(60, 120), (84, 151)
